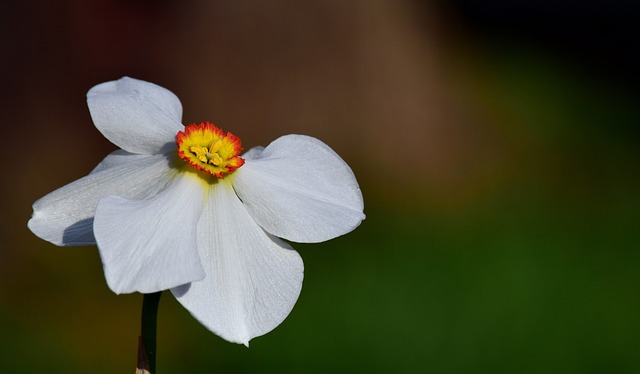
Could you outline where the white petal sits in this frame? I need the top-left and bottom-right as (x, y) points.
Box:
(172, 181), (304, 345)
(233, 135), (365, 243)
(89, 149), (136, 174)
(94, 172), (206, 294)
(87, 77), (183, 154)
(28, 151), (176, 246)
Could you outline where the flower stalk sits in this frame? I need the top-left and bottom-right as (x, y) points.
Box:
(137, 292), (162, 374)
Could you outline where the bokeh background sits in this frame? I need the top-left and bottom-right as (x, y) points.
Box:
(2, 0), (639, 372)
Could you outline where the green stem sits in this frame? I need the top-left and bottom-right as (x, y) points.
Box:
(138, 292), (162, 374)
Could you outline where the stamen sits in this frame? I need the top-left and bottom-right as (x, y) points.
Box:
(190, 146), (209, 163)
(209, 140), (223, 153)
(210, 153), (222, 166)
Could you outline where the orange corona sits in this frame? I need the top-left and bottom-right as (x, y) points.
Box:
(176, 122), (245, 178)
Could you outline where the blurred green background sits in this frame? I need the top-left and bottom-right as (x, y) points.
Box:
(1, 1), (639, 372)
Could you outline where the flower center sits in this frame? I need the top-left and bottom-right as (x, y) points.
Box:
(176, 122), (245, 178)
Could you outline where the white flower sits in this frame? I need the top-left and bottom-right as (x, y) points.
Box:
(28, 77), (365, 345)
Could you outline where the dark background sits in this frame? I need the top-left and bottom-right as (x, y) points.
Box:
(1, 1), (639, 372)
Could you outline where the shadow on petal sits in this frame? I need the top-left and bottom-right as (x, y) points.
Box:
(62, 217), (96, 246)
(172, 282), (192, 297)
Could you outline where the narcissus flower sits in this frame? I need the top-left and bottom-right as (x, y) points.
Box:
(28, 77), (364, 345)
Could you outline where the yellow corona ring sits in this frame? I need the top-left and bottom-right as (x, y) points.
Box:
(176, 122), (245, 178)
